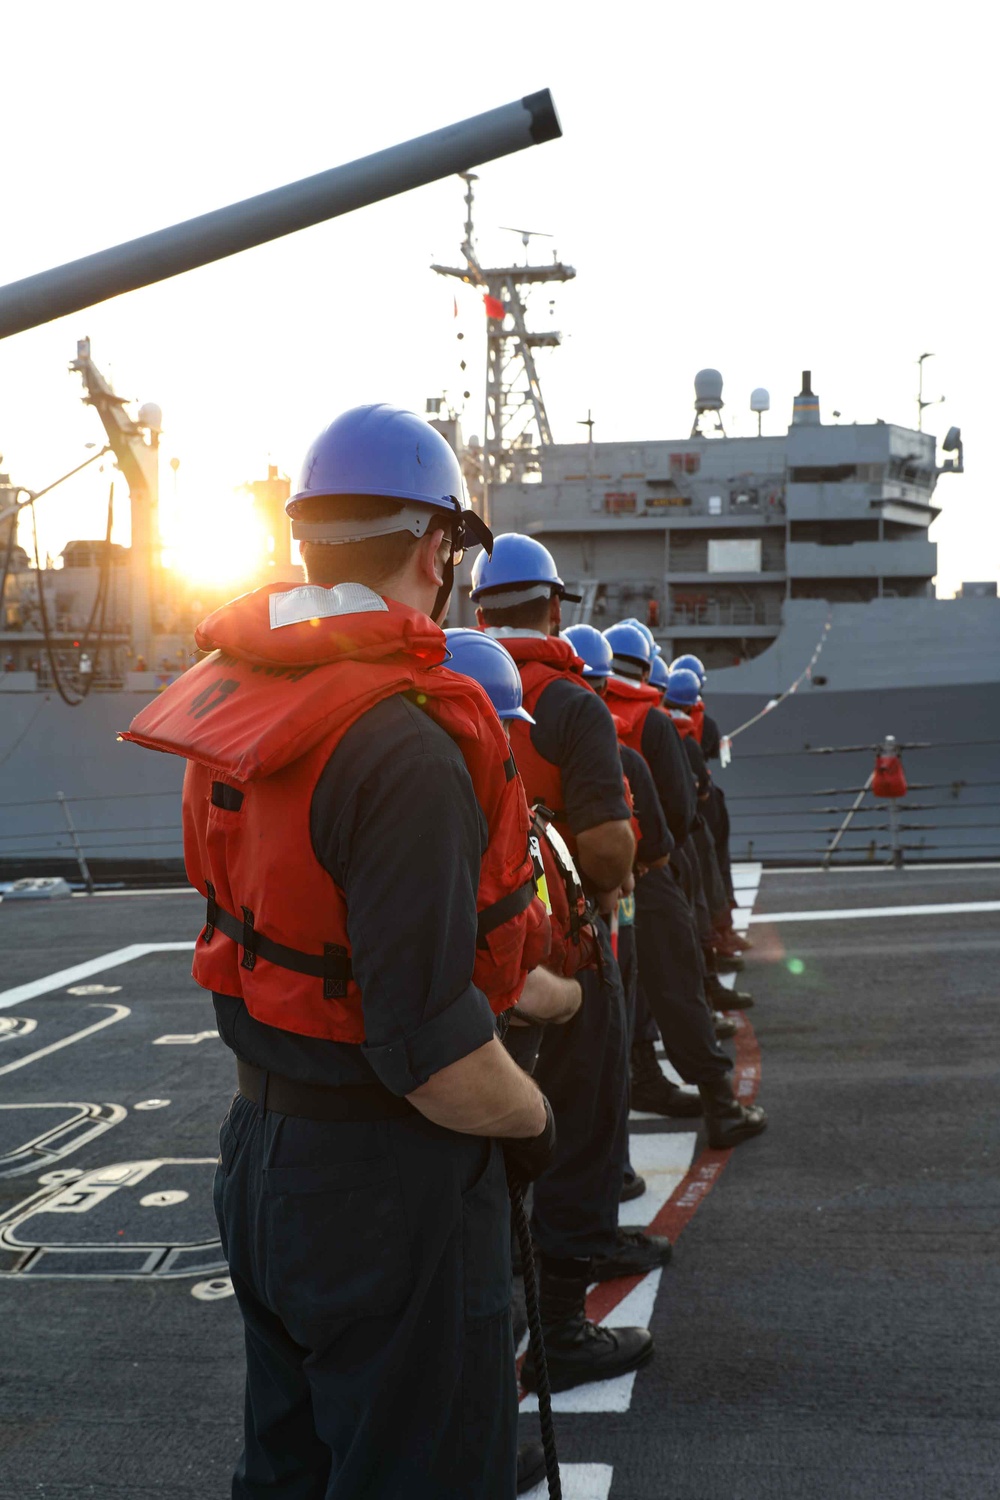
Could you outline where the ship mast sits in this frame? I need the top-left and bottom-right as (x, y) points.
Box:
(431, 175), (575, 520)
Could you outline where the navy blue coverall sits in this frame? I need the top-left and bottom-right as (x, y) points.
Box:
(630, 707), (731, 1085)
(516, 675), (634, 1263)
(212, 693), (517, 1500)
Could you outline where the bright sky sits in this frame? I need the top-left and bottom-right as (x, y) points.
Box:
(1, 1), (995, 597)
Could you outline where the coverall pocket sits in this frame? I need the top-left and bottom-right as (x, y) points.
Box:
(262, 1157), (412, 1343)
(461, 1140), (512, 1320)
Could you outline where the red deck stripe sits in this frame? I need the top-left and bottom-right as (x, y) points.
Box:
(586, 1011), (761, 1326)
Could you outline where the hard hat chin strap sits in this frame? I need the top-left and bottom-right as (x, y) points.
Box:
(432, 546), (455, 626)
(434, 511), (493, 625)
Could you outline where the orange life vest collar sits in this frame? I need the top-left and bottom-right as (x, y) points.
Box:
(496, 633), (590, 857)
(603, 675), (661, 755)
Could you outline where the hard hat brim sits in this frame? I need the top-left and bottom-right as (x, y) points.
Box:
(503, 705), (536, 725)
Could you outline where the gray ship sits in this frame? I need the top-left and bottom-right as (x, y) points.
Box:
(2, 176), (998, 877)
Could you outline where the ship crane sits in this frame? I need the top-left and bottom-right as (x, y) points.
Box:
(432, 175), (575, 520)
(70, 338), (160, 669)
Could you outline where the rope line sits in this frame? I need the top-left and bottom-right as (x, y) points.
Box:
(508, 1175), (561, 1499)
(722, 612), (833, 745)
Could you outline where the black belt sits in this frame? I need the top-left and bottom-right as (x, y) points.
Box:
(237, 1058), (414, 1121)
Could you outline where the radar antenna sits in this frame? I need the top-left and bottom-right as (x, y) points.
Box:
(500, 225), (554, 262)
(433, 178), (575, 520)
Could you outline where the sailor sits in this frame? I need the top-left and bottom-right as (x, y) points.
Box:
(601, 623), (767, 1146)
(664, 667), (750, 969)
(563, 623), (700, 1124)
(471, 533), (669, 1394)
(441, 626), (588, 1497)
(124, 406), (559, 1500)
(669, 653), (747, 953)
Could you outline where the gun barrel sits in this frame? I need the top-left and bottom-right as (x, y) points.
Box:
(0, 91), (560, 341)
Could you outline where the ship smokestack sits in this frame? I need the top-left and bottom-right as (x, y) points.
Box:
(792, 369), (821, 426)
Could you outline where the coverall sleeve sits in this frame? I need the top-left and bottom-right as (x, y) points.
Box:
(701, 713), (722, 761)
(531, 678), (631, 835)
(640, 708), (698, 845)
(684, 736), (712, 799)
(619, 745), (673, 865)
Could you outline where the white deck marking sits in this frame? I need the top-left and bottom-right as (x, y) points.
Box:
(749, 900), (1000, 925)
(521, 1464), (614, 1500)
(521, 1271), (662, 1414)
(765, 862), (1000, 875)
(621, 1131), (699, 1227)
(71, 888), (195, 898)
(153, 1031), (218, 1046)
(0, 942), (194, 1010)
(731, 863), (763, 888)
(0, 1005), (131, 1076)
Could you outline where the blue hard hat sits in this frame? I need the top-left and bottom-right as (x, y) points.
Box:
(620, 617), (661, 657)
(648, 655), (670, 693)
(562, 624), (613, 679)
(603, 622), (653, 676)
(470, 532), (581, 604)
(286, 404), (492, 554)
(670, 653), (706, 686)
(665, 667), (701, 707)
(442, 629), (534, 723)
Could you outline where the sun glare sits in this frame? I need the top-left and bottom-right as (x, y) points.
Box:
(160, 493), (270, 589)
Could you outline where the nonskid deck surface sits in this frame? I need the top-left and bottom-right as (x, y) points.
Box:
(0, 869), (998, 1498)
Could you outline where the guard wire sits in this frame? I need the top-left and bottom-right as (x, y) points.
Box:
(507, 1168), (561, 1500)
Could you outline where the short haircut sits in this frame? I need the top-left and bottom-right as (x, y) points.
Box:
(299, 496), (452, 590)
(478, 595), (552, 632)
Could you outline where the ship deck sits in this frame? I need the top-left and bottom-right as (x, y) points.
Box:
(1, 865), (998, 1499)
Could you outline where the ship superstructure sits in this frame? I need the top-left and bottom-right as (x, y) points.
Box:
(488, 369), (964, 670)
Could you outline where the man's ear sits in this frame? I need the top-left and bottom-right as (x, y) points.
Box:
(475, 606), (486, 628)
(417, 526), (448, 586)
(549, 595), (562, 634)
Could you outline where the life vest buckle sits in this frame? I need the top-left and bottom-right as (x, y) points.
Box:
(241, 906), (257, 971)
(204, 881), (218, 943)
(322, 943), (350, 1000)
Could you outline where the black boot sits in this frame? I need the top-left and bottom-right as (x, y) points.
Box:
(630, 1038), (703, 1117)
(517, 1442), (546, 1495)
(620, 1170), (647, 1202)
(705, 973), (754, 1010)
(713, 1011), (738, 1040)
(591, 1227), (672, 1281)
(715, 951), (745, 974)
(698, 1075), (767, 1148)
(520, 1264), (654, 1393)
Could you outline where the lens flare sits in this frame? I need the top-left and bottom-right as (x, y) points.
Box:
(787, 958), (805, 975)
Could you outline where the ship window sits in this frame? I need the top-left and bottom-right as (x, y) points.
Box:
(788, 465), (857, 483)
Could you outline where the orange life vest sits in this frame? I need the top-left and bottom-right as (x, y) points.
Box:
(665, 706), (696, 740)
(607, 713), (644, 853)
(688, 699), (705, 744)
(602, 675), (663, 755)
(497, 634), (591, 858)
(123, 584), (549, 1044)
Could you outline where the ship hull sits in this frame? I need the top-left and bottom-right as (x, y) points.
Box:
(2, 598), (999, 873)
